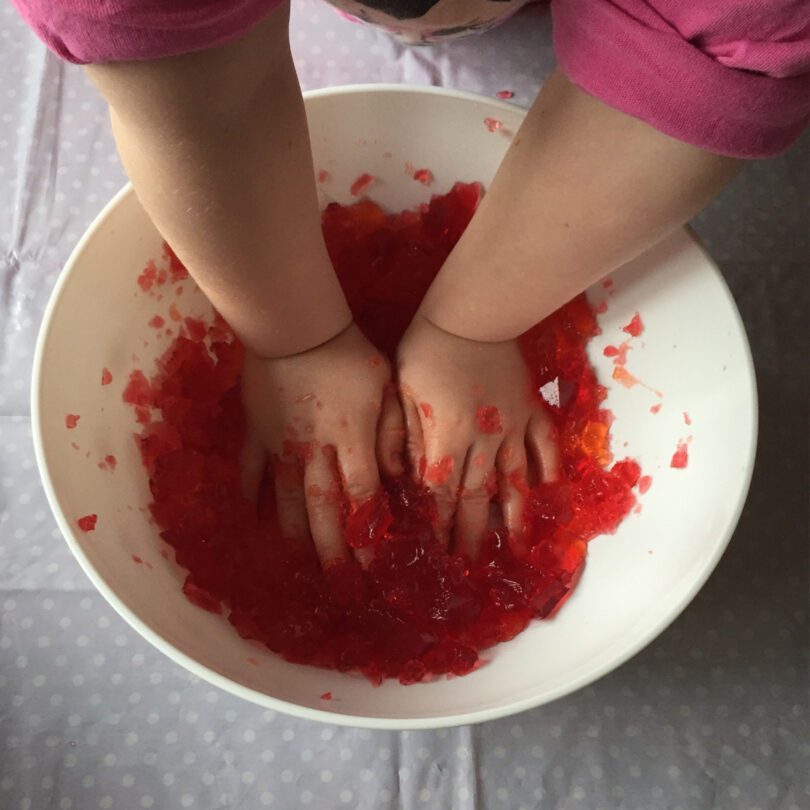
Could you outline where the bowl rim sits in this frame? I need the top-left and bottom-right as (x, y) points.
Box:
(31, 84), (758, 729)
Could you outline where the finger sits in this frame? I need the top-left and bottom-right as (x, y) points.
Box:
(527, 409), (561, 483)
(304, 446), (350, 568)
(422, 440), (467, 550)
(401, 394), (426, 481)
(339, 441), (383, 569)
(454, 443), (499, 560)
(376, 386), (406, 478)
(271, 456), (308, 545)
(239, 430), (266, 501)
(497, 439), (530, 545)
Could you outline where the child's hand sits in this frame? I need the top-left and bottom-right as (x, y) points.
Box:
(240, 323), (405, 567)
(397, 314), (560, 558)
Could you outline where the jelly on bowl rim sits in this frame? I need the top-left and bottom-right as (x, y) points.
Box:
(31, 85), (758, 729)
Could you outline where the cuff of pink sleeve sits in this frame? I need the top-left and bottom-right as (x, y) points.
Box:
(550, 0), (810, 158)
(12, 0), (285, 65)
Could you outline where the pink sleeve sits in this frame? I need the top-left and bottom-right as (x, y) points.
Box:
(11, 0), (285, 64)
(550, 0), (810, 157)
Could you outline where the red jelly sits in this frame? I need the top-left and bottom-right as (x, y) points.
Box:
(126, 183), (642, 684)
(77, 514), (97, 532)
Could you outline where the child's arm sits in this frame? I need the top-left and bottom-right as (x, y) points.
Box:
(87, 5), (404, 567)
(398, 68), (740, 556)
(85, 7), (348, 359)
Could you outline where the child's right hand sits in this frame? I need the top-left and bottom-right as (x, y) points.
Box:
(240, 323), (405, 568)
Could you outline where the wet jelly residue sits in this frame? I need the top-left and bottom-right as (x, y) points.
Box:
(77, 514), (97, 532)
(125, 183), (642, 684)
(65, 414), (80, 429)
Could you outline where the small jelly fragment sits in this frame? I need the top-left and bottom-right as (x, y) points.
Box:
(65, 414), (80, 429)
(182, 579), (222, 614)
(350, 173), (375, 197)
(317, 169), (331, 184)
(612, 366), (638, 388)
(670, 441), (689, 469)
(638, 475), (652, 494)
(105, 454), (117, 470)
(594, 301), (608, 315)
(425, 456), (454, 485)
(132, 555), (143, 564)
(149, 315), (165, 329)
(419, 402), (433, 420)
(413, 168), (433, 186)
(101, 368), (113, 386)
(169, 303), (182, 322)
(603, 343), (630, 366)
(320, 692), (333, 700)
(496, 90), (514, 99)
(622, 313), (644, 337)
(483, 117), (502, 132)
(683, 411), (692, 426)
(345, 490), (393, 549)
(77, 514), (97, 532)
(476, 406), (503, 435)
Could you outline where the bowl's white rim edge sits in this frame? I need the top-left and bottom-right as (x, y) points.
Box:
(30, 84), (759, 730)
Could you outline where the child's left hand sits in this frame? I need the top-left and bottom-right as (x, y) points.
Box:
(397, 313), (560, 559)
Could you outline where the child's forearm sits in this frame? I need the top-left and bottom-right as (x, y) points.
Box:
(86, 5), (351, 358)
(419, 69), (741, 342)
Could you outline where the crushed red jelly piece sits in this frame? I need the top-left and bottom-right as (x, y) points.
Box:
(650, 404), (662, 414)
(101, 368), (113, 386)
(164, 242), (189, 282)
(603, 343), (630, 366)
(638, 475), (652, 494)
(320, 691), (333, 700)
(413, 168), (433, 185)
(126, 183), (642, 684)
(345, 490), (394, 549)
(137, 261), (158, 292)
(105, 454), (117, 470)
(496, 90), (514, 99)
(122, 370), (153, 408)
(317, 169), (331, 184)
(182, 579), (223, 614)
(65, 414), (80, 429)
(350, 173), (375, 197)
(671, 441), (689, 469)
(483, 117), (502, 132)
(683, 411), (692, 426)
(425, 456), (455, 485)
(419, 402), (433, 420)
(184, 317), (207, 342)
(77, 514), (97, 532)
(132, 554), (143, 564)
(149, 315), (165, 329)
(622, 313), (644, 337)
(476, 406), (503, 435)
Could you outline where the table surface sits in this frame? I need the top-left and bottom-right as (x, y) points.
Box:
(1, 2), (808, 809)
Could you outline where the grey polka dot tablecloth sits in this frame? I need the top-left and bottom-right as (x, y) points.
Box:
(1, 2), (808, 808)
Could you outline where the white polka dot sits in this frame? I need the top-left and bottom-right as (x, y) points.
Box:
(243, 729), (256, 743)
(322, 770), (335, 783)
(140, 798), (154, 809)
(419, 788), (431, 803)
(162, 774), (174, 787)
(122, 775), (135, 787)
(242, 772), (255, 785)
(300, 791), (313, 805)
(261, 750), (275, 763)
(339, 790), (353, 804)
(259, 793), (273, 806)
(180, 796), (194, 808)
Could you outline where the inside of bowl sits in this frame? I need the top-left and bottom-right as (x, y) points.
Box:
(34, 88), (755, 727)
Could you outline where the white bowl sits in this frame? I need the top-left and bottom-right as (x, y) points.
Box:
(32, 86), (757, 729)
